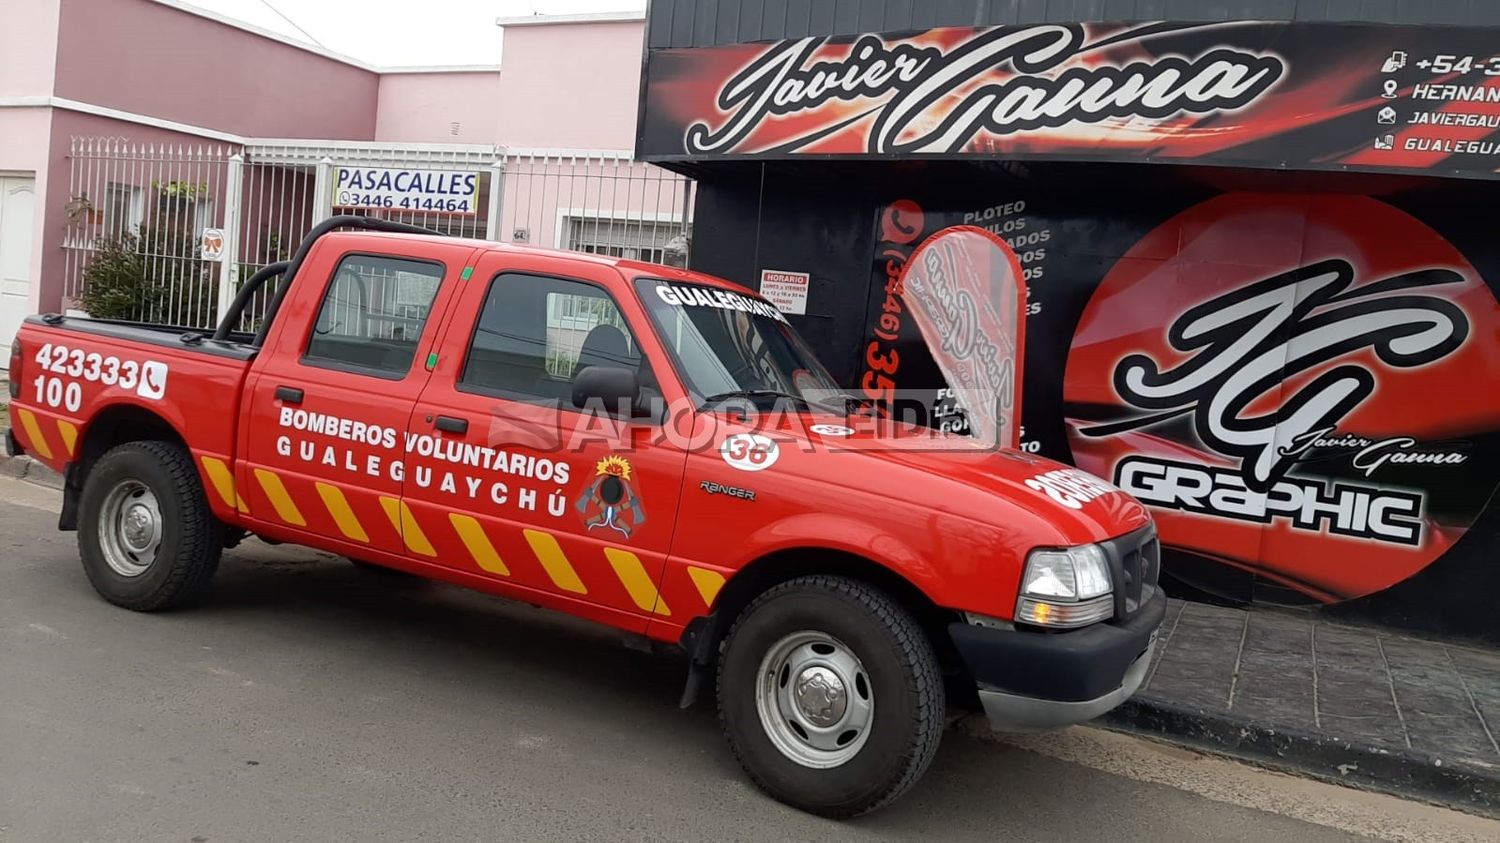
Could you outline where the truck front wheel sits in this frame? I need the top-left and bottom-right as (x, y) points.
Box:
(78, 441), (223, 611)
(716, 575), (945, 818)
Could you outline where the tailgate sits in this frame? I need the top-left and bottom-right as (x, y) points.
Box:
(8, 318), (255, 481)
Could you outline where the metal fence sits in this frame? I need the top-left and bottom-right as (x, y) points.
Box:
(63, 138), (233, 327)
(64, 138), (696, 331)
(500, 150), (693, 266)
(230, 141), (506, 331)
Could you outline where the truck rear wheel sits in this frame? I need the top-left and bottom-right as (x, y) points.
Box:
(716, 575), (945, 818)
(78, 441), (222, 611)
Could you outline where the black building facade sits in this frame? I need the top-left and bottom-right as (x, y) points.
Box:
(637, 0), (1500, 641)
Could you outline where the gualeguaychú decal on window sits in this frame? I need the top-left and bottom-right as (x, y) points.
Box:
(333, 167), (480, 215)
(639, 20), (1500, 178)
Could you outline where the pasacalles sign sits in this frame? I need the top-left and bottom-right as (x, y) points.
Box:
(334, 167), (480, 215)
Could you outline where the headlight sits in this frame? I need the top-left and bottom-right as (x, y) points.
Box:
(1016, 544), (1113, 629)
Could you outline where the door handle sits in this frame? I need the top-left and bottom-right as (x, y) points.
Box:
(275, 386), (304, 404)
(435, 415), (469, 435)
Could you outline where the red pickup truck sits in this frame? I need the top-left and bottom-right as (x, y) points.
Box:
(7, 216), (1163, 817)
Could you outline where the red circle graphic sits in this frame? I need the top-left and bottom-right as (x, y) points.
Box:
(1064, 193), (1500, 602)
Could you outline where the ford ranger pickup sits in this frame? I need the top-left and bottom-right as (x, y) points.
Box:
(7, 215), (1164, 818)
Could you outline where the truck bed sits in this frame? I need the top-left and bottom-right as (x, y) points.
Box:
(9, 314), (260, 508)
(28, 314), (259, 361)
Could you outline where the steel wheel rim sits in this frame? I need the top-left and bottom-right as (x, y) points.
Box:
(98, 479), (163, 578)
(755, 630), (875, 769)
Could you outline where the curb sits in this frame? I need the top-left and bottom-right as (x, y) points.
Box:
(1094, 697), (1500, 819)
(0, 452), (64, 490)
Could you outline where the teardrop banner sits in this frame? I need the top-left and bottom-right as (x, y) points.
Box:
(897, 225), (1027, 450)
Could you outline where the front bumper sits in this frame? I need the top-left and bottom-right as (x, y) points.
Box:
(949, 589), (1166, 733)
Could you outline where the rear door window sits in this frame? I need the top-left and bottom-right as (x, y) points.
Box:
(303, 254), (445, 378)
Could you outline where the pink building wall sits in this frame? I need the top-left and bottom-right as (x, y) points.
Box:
(36, 110), (242, 314)
(492, 20), (644, 150)
(2, 4), (669, 325)
(375, 71), (505, 145)
(53, 0), (379, 140)
(0, 0), (62, 97)
(497, 156), (689, 257)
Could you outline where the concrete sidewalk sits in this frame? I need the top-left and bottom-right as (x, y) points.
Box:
(1105, 598), (1500, 816)
(0, 370), (63, 489)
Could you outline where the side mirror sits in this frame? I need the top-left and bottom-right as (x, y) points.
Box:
(572, 365), (640, 415)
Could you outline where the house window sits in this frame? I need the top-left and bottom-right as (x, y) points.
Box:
(104, 183), (143, 236)
(564, 216), (684, 265)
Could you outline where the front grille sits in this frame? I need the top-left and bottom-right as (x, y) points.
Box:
(1101, 525), (1159, 620)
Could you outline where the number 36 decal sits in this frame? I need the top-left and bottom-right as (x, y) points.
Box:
(720, 433), (780, 472)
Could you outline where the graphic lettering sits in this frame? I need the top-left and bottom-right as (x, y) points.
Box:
(1116, 456), (1423, 545)
(1024, 467), (1120, 510)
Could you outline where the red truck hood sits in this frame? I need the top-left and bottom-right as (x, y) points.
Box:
(761, 414), (1154, 545)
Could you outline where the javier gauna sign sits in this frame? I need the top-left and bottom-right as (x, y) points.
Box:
(333, 167), (480, 215)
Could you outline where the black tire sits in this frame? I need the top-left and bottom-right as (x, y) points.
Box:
(716, 575), (945, 818)
(77, 441), (222, 611)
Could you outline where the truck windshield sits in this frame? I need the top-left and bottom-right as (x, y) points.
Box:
(636, 278), (847, 411)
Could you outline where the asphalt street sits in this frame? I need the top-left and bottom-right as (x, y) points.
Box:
(2, 475), (1497, 842)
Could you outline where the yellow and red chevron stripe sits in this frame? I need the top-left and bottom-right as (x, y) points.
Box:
(10, 408), (83, 462)
(199, 456), (249, 513)
(158, 463), (723, 624)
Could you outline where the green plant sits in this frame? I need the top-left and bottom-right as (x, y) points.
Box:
(262, 231), (288, 262)
(78, 229), (217, 328)
(77, 235), (151, 320)
(151, 180), (209, 200)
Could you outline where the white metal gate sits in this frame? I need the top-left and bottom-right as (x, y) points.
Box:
(63, 139), (233, 328)
(499, 150), (693, 266)
(64, 138), (696, 331)
(228, 140), (506, 331)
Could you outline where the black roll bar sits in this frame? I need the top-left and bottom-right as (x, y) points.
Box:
(213, 215), (441, 347)
(211, 261), (289, 341)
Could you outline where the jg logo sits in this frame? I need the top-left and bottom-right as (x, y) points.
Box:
(1080, 258), (1470, 492)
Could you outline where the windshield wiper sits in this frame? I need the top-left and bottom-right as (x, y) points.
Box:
(840, 394), (879, 413)
(701, 389), (816, 410)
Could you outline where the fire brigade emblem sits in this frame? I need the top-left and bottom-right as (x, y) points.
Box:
(575, 455), (646, 538)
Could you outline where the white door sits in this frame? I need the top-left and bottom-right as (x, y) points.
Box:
(0, 175), (37, 369)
